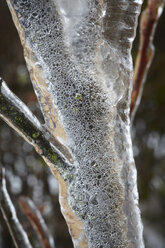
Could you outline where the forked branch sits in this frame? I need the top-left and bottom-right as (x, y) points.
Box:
(130, 0), (164, 119)
(0, 167), (32, 248)
(19, 197), (55, 248)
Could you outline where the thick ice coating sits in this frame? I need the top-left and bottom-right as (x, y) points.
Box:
(7, 0), (144, 247)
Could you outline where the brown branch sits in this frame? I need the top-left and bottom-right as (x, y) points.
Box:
(130, 0), (164, 119)
(0, 167), (32, 248)
(18, 197), (55, 248)
(0, 78), (74, 178)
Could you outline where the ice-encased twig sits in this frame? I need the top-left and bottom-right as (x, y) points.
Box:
(19, 196), (55, 248)
(131, 0), (164, 120)
(0, 78), (73, 175)
(0, 167), (32, 248)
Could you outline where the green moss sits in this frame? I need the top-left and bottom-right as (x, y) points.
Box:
(64, 172), (70, 180)
(51, 154), (57, 164)
(15, 116), (22, 122)
(73, 107), (79, 114)
(75, 93), (82, 100)
(1, 106), (7, 111)
(48, 148), (58, 164)
(32, 132), (40, 139)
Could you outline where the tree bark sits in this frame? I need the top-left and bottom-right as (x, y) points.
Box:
(6, 1), (144, 247)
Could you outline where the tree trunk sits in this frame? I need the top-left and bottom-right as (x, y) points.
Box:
(6, 0), (144, 247)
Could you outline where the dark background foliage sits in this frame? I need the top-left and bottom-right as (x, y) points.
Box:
(0, 1), (165, 247)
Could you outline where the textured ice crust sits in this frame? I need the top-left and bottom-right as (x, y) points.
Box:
(8, 0), (144, 247)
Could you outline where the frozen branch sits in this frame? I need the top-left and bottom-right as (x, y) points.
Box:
(19, 197), (55, 248)
(6, 0), (145, 247)
(130, 0), (164, 119)
(0, 78), (73, 176)
(0, 167), (32, 248)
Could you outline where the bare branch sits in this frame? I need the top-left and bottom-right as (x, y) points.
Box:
(19, 197), (55, 248)
(130, 0), (164, 120)
(0, 167), (32, 248)
(0, 78), (74, 177)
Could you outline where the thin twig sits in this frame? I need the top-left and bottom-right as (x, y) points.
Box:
(0, 78), (73, 177)
(130, 0), (164, 120)
(19, 196), (55, 248)
(0, 167), (32, 248)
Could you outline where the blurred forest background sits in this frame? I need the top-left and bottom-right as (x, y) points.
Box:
(0, 1), (165, 247)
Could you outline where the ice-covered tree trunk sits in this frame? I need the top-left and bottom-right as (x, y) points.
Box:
(6, 0), (144, 247)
